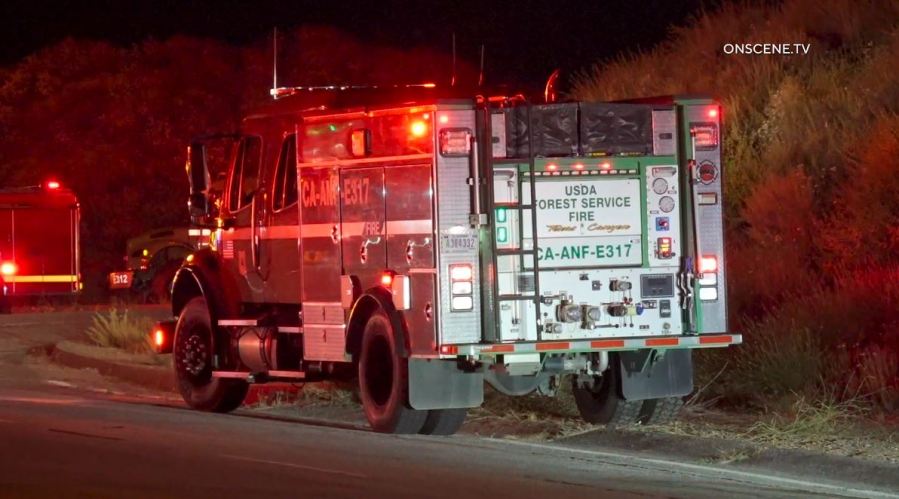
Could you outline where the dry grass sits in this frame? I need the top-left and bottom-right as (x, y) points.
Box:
(85, 308), (156, 353)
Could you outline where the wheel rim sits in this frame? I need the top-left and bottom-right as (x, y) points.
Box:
(176, 328), (211, 383)
(364, 334), (393, 408)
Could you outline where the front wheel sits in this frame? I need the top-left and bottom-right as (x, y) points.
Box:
(173, 296), (248, 412)
(358, 310), (427, 434)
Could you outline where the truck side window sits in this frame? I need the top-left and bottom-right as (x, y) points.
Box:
(228, 136), (262, 212)
(273, 134), (298, 211)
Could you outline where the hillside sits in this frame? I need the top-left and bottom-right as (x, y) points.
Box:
(575, 0), (899, 412)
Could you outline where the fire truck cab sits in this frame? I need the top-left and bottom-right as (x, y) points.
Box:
(171, 85), (740, 434)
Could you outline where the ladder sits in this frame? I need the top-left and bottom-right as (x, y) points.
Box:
(482, 103), (543, 340)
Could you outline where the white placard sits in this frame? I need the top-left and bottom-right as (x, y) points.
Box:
(532, 178), (643, 267)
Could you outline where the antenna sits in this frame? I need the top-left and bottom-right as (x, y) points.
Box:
(478, 44), (485, 87)
(272, 27), (279, 98)
(451, 33), (456, 87)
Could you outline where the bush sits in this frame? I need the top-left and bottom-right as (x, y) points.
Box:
(574, 0), (899, 415)
(85, 309), (156, 353)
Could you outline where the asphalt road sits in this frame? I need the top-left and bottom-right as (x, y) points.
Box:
(0, 309), (894, 499)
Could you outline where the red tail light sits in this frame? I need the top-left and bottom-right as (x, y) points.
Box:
(154, 329), (165, 347)
(381, 272), (394, 287)
(699, 255), (718, 273)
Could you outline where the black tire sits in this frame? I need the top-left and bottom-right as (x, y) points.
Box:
(419, 408), (467, 436)
(572, 361), (643, 427)
(639, 397), (684, 426)
(174, 296), (248, 412)
(358, 310), (427, 434)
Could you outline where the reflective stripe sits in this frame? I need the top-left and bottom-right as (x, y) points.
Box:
(385, 219), (432, 235)
(448, 333), (742, 357)
(7, 275), (78, 283)
(261, 225), (300, 239)
(301, 224), (334, 238)
(297, 153), (431, 169)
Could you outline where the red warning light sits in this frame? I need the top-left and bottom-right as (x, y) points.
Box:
(154, 329), (165, 347)
(0, 262), (17, 276)
(410, 120), (428, 137)
(599, 162), (612, 170)
(546, 163), (558, 171)
(707, 108), (719, 119)
(573, 163), (585, 170)
(381, 273), (394, 287)
(438, 114), (449, 124)
(45, 180), (61, 190)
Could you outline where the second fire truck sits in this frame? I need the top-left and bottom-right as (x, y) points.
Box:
(164, 85), (741, 435)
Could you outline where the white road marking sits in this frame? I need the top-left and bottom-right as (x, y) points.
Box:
(46, 380), (76, 388)
(0, 396), (84, 405)
(223, 455), (366, 479)
(490, 439), (899, 499)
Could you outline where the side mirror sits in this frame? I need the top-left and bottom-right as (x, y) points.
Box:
(187, 142), (216, 226)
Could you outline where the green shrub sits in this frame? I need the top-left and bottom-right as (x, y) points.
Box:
(85, 309), (156, 353)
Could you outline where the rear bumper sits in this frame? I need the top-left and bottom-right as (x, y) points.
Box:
(439, 333), (742, 358)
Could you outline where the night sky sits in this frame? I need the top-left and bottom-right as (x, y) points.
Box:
(1, 0), (723, 89)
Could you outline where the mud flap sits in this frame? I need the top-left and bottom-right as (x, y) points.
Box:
(408, 358), (483, 410)
(618, 349), (693, 401)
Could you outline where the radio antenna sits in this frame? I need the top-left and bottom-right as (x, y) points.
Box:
(478, 44), (485, 87)
(272, 27), (279, 98)
(450, 33), (457, 87)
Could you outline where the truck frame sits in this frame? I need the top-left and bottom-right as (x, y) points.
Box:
(167, 85), (741, 435)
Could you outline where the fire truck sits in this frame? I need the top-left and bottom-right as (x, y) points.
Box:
(162, 85), (741, 435)
(0, 181), (80, 311)
(108, 226), (211, 302)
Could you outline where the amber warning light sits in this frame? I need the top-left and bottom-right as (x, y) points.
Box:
(151, 321), (175, 354)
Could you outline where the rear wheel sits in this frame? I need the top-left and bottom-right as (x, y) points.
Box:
(639, 397), (684, 425)
(572, 360), (643, 426)
(174, 296), (248, 412)
(419, 408), (467, 436)
(358, 310), (427, 434)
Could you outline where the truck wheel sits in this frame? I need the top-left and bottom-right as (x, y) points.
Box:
(639, 397), (684, 425)
(419, 409), (467, 436)
(572, 363), (643, 427)
(358, 310), (427, 434)
(174, 296), (248, 412)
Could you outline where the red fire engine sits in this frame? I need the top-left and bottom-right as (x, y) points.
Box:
(0, 181), (80, 310)
(159, 84), (740, 435)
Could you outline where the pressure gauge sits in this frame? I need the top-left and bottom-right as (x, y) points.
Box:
(652, 178), (668, 195)
(659, 196), (675, 213)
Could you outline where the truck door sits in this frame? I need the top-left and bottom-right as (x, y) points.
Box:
(261, 133), (300, 303)
(222, 135), (265, 303)
(341, 167), (386, 291)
